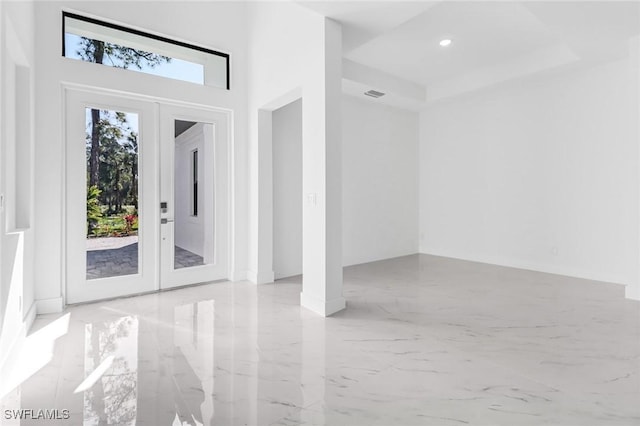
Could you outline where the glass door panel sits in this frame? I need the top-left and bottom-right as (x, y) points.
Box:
(66, 89), (157, 304)
(173, 121), (214, 270)
(160, 105), (228, 289)
(85, 108), (140, 280)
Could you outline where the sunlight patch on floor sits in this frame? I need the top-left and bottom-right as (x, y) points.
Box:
(0, 313), (70, 399)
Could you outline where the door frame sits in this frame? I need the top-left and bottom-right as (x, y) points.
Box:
(62, 84), (234, 305)
(159, 103), (230, 289)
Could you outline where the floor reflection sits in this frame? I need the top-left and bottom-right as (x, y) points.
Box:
(169, 300), (214, 425)
(10, 285), (313, 425)
(78, 301), (215, 426)
(83, 316), (138, 425)
(9, 257), (633, 425)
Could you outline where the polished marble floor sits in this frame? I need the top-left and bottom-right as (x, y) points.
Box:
(1, 254), (639, 425)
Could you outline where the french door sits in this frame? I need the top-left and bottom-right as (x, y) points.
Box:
(65, 88), (228, 304)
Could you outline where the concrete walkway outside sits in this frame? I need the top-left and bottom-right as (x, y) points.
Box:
(86, 237), (204, 280)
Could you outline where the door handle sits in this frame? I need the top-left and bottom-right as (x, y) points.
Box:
(161, 218), (174, 224)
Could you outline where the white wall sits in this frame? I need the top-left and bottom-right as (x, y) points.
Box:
(633, 35), (640, 300)
(174, 123), (205, 258)
(0, 0), (37, 376)
(273, 99), (303, 279)
(420, 58), (639, 292)
(247, 3), (346, 315)
(272, 95), (420, 278)
(33, 1), (249, 311)
(246, 1), (325, 285)
(343, 95), (419, 266)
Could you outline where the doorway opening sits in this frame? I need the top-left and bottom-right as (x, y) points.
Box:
(272, 99), (302, 280)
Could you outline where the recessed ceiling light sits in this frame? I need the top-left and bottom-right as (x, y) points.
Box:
(439, 39), (452, 47)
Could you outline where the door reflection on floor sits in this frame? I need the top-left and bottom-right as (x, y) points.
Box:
(76, 300), (216, 425)
(83, 316), (139, 425)
(169, 301), (214, 424)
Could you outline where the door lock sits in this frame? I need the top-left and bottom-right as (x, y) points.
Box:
(160, 201), (168, 213)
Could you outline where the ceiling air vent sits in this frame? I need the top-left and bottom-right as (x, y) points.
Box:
(364, 90), (385, 98)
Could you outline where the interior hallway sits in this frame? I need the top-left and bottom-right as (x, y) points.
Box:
(2, 255), (638, 425)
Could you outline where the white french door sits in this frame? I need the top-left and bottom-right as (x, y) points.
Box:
(159, 104), (228, 289)
(65, 88), (228, 304)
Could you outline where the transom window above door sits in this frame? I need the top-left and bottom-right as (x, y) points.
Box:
(62, 11), (230, 89)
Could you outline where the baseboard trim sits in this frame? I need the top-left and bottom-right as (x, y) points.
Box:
(300, 292), (346, 317)
(274, 271), (303, 280)
(625, 284), (640, 301)
(343, 249), (420, 268)
(419, 248), (629, 287)
(247, 270), (275, 285)
(36, 297), (64, 314)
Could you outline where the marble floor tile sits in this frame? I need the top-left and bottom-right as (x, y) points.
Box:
(1, 254), (639, 425)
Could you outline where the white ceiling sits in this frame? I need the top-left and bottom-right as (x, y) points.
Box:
(299, 1), (640, 106)
(299, 1), (438, 51)
(345, 1), (563, 85)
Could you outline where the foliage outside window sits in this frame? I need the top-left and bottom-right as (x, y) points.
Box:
(63, 12), (229, 88)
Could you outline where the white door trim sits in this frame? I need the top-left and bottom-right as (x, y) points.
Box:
(159, 103), (230, 289)
(64, 88), (158, 304)
(63, 84), (234, 305)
